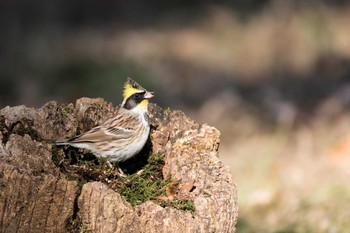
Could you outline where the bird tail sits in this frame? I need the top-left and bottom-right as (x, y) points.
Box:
(55, 139), (70, 146)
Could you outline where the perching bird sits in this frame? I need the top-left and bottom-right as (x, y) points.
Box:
(56, 78), (154, 164)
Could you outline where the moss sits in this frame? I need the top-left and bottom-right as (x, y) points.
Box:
(118, 153), (170, 206)
(61, 106), (74, 118)
(53, 146), (195, 213)
(79, 224), (89, 233)
(160, 200), (196, 213)
(164, 107), (172, 114)
(117, 153), (196, 212)
(76, 180), (87, 197)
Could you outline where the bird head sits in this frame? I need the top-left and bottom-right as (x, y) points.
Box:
(122, 77), (154, 111)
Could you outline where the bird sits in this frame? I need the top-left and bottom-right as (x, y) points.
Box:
(56, 77), (154, 165)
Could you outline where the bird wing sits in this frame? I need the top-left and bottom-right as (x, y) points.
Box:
(68, 125), (134, 143)
(67, 113), (136, 143)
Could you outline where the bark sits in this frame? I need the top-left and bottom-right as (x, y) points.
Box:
(0, 98), (238, 233)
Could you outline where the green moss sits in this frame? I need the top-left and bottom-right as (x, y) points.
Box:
(118, 153), (170, 206)
(79, 224), (89, 233)
(96, 156), (110, 167)
(61, 107), (70, 117)
(53, 146), (195, 213)
(160, 200), (196, 213)
(76, 180), (87, 196)
(164, 107), (172, 114)
(175, 200), (195, 212)
(117, 153), (196, 212)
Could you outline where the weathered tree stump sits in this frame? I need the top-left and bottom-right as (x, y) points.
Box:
(0, 98), (238, 233)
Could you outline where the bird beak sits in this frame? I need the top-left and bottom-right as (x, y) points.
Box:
(144, 91), (154, 99)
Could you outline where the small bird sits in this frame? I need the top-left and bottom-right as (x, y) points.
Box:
(56, 78), (154, 164)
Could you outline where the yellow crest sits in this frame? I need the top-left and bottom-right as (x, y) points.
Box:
(122, 78), (143, 99)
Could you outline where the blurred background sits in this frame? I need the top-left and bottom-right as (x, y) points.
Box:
(1, 0), (350, 232)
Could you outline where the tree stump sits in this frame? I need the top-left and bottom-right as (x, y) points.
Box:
(0, 98), (238, 233)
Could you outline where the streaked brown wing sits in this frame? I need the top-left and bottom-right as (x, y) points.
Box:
(73, 127), (134, 143)
(69, 112), (136, 143)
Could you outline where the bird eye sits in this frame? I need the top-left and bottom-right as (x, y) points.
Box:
(134, 93), (141, 99)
